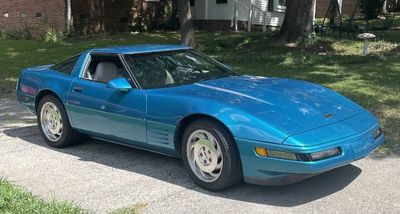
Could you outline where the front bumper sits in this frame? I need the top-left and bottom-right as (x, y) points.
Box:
(236, 121), (384, 185)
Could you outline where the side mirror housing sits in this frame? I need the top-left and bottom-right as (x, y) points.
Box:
(106, 78), (132, 92)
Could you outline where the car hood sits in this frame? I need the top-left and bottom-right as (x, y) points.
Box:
(190, 75), (364, 137)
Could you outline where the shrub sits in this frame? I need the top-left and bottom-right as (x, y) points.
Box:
(0, 25), (32, 40)
(42, 27), (65, 42)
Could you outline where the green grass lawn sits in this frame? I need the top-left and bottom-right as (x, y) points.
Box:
(0, 31), (399, 155)
(0, 179), (145, 213)
(0, 179), (85, 214)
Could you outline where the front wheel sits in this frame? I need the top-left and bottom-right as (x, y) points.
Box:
(182, 119), (242, 191)
(37, 95), (81, 148)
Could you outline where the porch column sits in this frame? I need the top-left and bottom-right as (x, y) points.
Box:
(338, 0), (343, 14)
(204, 0), (209, 19)
(313, 0), (317, 22)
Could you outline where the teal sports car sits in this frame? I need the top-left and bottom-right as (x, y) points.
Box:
(16, 45), (384, 191)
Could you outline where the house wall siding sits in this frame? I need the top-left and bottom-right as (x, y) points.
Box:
(0, 0), (66, 37)
(192, 0), (284, 28)
(192, 0), (248, 22)
(252, 0), (267, 25)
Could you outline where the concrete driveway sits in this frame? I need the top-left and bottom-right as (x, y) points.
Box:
(1, 98), (399, 213)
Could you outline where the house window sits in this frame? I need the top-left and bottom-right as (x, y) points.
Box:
(275, 0), (286, 12)
(268, 0), (286, 12)
(216, 0), (227, 4)
(190, 0), (195, 7)
(36, 13), (42, 18)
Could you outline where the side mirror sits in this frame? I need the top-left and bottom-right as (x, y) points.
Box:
(106, 78), (132, 92)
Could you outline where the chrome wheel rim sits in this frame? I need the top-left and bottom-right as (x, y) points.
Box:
(40, 102), (63, 142)
(186, 129), (223, 183)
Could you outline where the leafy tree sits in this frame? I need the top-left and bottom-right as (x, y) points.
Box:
(131, 0), (179, 31)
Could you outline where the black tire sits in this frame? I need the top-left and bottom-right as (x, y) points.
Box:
(37, 95), (82, 148)
(181, 119), (243, 191)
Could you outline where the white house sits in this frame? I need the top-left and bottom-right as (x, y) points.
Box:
(189, 0), (357, 31)
(191, 0), (286, 30)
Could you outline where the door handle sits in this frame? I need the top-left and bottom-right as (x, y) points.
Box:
(73, 87), (83, 93)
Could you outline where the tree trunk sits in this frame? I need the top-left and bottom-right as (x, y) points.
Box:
(279, 0), (315, 43)
(176, 0), (195, 47)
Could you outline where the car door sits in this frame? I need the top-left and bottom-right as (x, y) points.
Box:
(65, 53), (147, 145)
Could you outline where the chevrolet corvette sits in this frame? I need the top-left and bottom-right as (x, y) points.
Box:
(16, 45), (384, 191)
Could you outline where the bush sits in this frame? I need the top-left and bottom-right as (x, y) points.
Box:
(360, 0), (385, 19)
(42, 27), (65, 43)
(0, 25), (32, 40)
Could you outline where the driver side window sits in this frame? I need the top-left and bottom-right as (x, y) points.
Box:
(83, 54), (133, 85)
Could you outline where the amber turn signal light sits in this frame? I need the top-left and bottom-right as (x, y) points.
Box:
(255, 147), (268, 157)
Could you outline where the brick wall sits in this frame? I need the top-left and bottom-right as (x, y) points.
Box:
(0, 0), (133, 37)
(0, 0), (66, 37)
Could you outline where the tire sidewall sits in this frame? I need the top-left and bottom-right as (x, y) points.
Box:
(37, 95), (73, 148)
(181, 119), (242, 191)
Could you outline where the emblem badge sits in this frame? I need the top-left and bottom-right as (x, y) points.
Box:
(323, 113), (334, 119)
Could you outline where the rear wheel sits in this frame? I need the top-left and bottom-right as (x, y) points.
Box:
(182, 119), (242, 191)
(37, 95), (81, 148)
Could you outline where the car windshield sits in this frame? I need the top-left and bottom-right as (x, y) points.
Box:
(124, 49), (238, 89)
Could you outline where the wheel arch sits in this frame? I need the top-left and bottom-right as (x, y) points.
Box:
(35, 89), (63, 114)
(174, 113), (237, 158)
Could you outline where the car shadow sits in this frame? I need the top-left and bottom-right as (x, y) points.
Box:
(3, 125), (362, 207)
